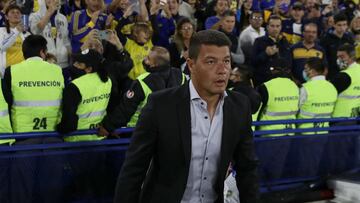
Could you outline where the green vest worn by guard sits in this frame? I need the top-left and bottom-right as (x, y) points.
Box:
(0, 82), (14, 145)
(332, 63), (360, 118)
(258, 77), (299, 137)
(65, 73), (112, 142)
(11, 58), (64, 133)
(127, 72), (186, 127)
(297, 79), (337, 134)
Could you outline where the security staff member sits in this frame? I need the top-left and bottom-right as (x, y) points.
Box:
(331, 43), (360, 118)
(257, 58), (299, 136)
(99, 46), (186, 134)
(297, 58), (337, 134)
(2, 34), (64, 134)
(1, 34), (64, 203)
(57, 49), (112, 142)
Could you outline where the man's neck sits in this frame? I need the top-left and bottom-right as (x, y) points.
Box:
(334, 30), (344, 38)
(192, 82), (222, 120)
(303, 41), (315, 49)
(251, 25), (260, 32)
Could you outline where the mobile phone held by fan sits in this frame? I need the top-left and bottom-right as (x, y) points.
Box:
(160, 0), (167, 6)
(99, 30), (110, 40)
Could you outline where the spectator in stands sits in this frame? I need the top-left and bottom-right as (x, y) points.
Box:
(112, 29), (259, 203)
(107, 0), (148, 36)
(297, 57), (337, 134)
(169, 17), (195, 73)
(69, 0), (113, 52)
(116, 22), (153, 80)
(29, 0), (71, 68)
(57, 49), (111, 141)
(61, 0), (86, 18)
(331, 43), (360, 118)
(291, 23), (327, 83)
(218, 10), (244, 64)
(2, 35), (64, 203)
(204, 0), (229, 29)
(320, 12), (354, 79)
(238, 0), (253, 31)
(355, 31), (360, 63)
(0, 4), (30, 77)
(148, 0), (175, 49)
(228, 65), (261, 115)
(252, 15), (292, 86)
(99, 46), (185, 132)
(257, 58), (299, 136)
(350, 14), (360, 34)
(282, 2), (305, 45)
(238, 10), (265, 65)
(168, 0), (185, 22)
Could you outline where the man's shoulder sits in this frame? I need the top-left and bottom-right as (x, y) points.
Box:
(149, 84), (187, 103)
(226, 90), (251, 108)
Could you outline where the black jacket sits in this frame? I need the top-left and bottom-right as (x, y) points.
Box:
(252, 34), (292, 86)
(114, 82), (260, 203)
(320, 29), (354, 79)
(231, 81), (261, 114)
(102, 67), (184, 132)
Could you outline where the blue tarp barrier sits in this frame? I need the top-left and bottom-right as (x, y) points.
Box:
(0, 117), (359, 202)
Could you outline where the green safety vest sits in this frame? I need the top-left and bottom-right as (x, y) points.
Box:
(127, 72), (186, 127)
(11, 58), (64, 133)
(259, 77), (299, 137)
(332, 63), (360, 118)
(297, 79), (337, 134)
(0, 82), (14, 145)
(65, 73), (112, 142)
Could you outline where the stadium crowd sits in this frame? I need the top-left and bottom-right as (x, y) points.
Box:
(0, 0), (359, 141)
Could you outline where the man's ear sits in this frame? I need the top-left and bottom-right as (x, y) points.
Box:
(187, 58), (195, 74)
(40, 49), (47, 60)
(85, 67), (93, 73)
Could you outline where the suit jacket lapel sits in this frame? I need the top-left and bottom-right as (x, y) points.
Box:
(177, 83), (192, 169)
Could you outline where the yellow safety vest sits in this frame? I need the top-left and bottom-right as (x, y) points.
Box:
(11, 58), (64, 133)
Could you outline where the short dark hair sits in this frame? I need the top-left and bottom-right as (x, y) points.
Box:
(267, 15), (282, 24)
(22, 35), (47, 59)
(305, 57), (325, 74)
(337, 43), (356, 59)
(188, 30), (231, 60)
(221, 9), (235, 18)
(334, 12), (348, 24)
(234, 64), (253, 82)
(303, 22), (318, 32)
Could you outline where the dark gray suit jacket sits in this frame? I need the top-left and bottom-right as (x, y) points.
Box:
(114, 83), (260, 203)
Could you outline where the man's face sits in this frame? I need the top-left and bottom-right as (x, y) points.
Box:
(135, 30), (150, 44)
(337, 50), (351, 66)
(267, 19), (282, 38)
(303, 25), (317, 43)
(188, 45), (231, 96)
(334, 20), (348, 35)
(250, 13), (263, 29)
(214, 0), (229, 15)
(168, 0), (179, 15)
(86, 0), (103, 12)
(221, 16), (235, 33)
(6, 8), (21, 24)
(291, 8), (304, 21)
(119, 0), (129, 10)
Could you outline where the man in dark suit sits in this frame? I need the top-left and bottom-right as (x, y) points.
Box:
(114, 30), (260, 203)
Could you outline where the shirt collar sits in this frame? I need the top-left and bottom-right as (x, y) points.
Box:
(189, 80), (228, 101)
(26, 56), (43, 61)
(310, 75), (326, 81)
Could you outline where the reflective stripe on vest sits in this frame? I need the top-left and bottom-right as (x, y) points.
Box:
(299, 110), (332, 118)
(264, 110), (298, 116)
(66, 73), (112, 142)
(10, 59), (64, 133)
(0, 110), (9, 117)
(78, 110), (106, 119)
(338, 94), (360, 99)
(13, 100), (61, 107)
